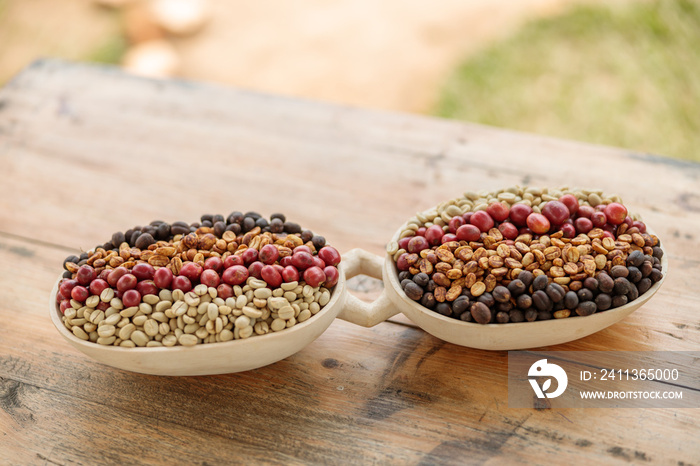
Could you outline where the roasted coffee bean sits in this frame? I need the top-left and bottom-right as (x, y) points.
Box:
(611, 265), (629, 279)
(650, 269), (663, 283)
(627, 266), (642, 283)
(525, 308), (538, 322)
(564, 291), (579, 310)
(156, 222), (171, 240)
(212, 214), (225, 224)
(270, 213), (286, 223)
(577, 288), (594, 302)
(460, 310), (473, 322)
(598, 272), (614, 293)
(518, 270), (535, 288)
(226, 223), (242, 235)
(413, 273), (430, 287)
(244, 211), (262, 220)
(509, 309), (525, 323)
(595, 293), (611, 311)
(553, 301), (565, 311)
(583, 277), (598, 291)
(421, 292), (436, 309)
(403, 282), (424, 301)
(62, 270), (72, 279)
(227, 211), (244, 225)
(517, 294), (533, 309)
(398, 271), (411, 281)
(545, 283), (565, 303)
(637, 278), (652, 295)
(135, 233), (155, 250)
(537, 310), (552, 320)
(401, 279), (413, 290)
(507, 279), (527, 296)
(312, 235), (326, 250)
(532, 290), (552, 312)
(612, 295), (628, 308)
(201, 220), (213, 228)
(129, 230), (141, 247)
(477, 292), (495, 308)
(614, 277), (631, 295)
(497, 302), (513, 312)
(492, 286), (511, 303)
(652, 246), (664, 259)
(627, 285), (639, 301)
(301, 230), (314, 243)
(269, 218), (284, 233)
(496, 311), (510, 323)
(533, 274), (549, 292)
(436, 303), (452, 316)
(171, 221), (191, 235)
(201, 214), (213, 223)
(213, 221), (226, 238)
(111, 232), (126, 248)
(242, 217), (256, 232)
(576, 301), (597, 316)
(452, 297), (470, 316)
(627, 250), (644, 267)
(471, 302), (492, 325)
(426, 280), (437, 293)
(283, 222), (302, 234)
(64, 255), (80, 268)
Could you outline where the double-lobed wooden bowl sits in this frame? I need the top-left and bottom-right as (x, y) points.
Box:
(50, 228), (667, 376)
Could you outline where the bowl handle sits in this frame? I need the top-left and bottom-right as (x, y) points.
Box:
(337, 248), (400, 327)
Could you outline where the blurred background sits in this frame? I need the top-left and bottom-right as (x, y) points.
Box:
(0, 0), (698, 161)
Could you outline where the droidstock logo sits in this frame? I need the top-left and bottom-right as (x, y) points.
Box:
(528, 359), (568, 399)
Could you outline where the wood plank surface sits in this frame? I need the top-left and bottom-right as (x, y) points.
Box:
(0, 59), (699, 465)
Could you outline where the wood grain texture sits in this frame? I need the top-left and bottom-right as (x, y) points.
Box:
(0, 59), (699, 465)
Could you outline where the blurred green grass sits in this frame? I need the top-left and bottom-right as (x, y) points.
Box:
(436, 0), (700, 162)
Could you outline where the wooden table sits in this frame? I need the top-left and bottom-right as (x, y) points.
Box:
(1, 59), (698, 465)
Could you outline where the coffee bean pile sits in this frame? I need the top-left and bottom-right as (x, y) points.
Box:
(390, 187), (664, 324)
(56, 212), (342, 346)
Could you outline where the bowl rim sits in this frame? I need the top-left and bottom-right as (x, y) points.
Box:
(386, 220), (668, 330)
(49, 261), (349, 352)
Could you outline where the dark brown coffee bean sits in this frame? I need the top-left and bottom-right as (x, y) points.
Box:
(509, 309), (525, 323)
(398, 271), (411, 282)
(597, 272), (614, 293)
(460, 310), (473, 322)
(564, 291), (579, 310)
(652, 246), (664, 259)
(537, 310), (552, 320)
(627, 250), (644, 267)
(269, 218), (284, 233)
(111, 232), (126, 248)
(200, 214), (213, 223)
(452, 297), (470, 316)
(518, 270), (535, 288)
(583, 277), (598, 291)
(497, 302), (514, 312)
(270, 212), (286, 223)
(135, 233), (155, 250)
(577, 288), (594, 302)
(155, 222), (171, 240)
(312, 235), (326, 250)
(64, 255), (80, 268)
(507, 279), (527, 296)
(627, 266), (642, 283)
(225, 223), (242, 235)
(404, 282), (424, 301)
(595, 293), (611, 311)
(401, 279), (413, 290)
(637, 278), (652, 295)
(471, 302), (492, 325)
(301, 230), (314, 243)
(436, 303), (452, 316)
(627, 285), (639, 301)
(517, 294), (533, 309)
(477, 292), (495, 308)
(213, 221), (226, 238)
(128, 230), (141, 247)
(525, 308), (538, 322)
(201, 220), (213, 228)
(496, 311), (510, 323)
(576, 301), (597, 316)
(171, 222), (190, 235)
(532, 290), (552, 312)
(283, 221), (302, 234)
(650, 269), (663, 283)
(242, 217), (257, 232)
(79, 252), (89, 261)
(614, 277), (631, 295)
(244, 211), (261, 220)
(611, 295), (628, 308)
(62, 270), (72, 279)
(545, 283), (565, 303)
(533, 274), (549, 291)
(611, 265), (629, 278)
(492, 286), (511, 303)
(421, 292), (436, 309)
(426, 280), (437, 293)
(413, 273), (430, 287)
